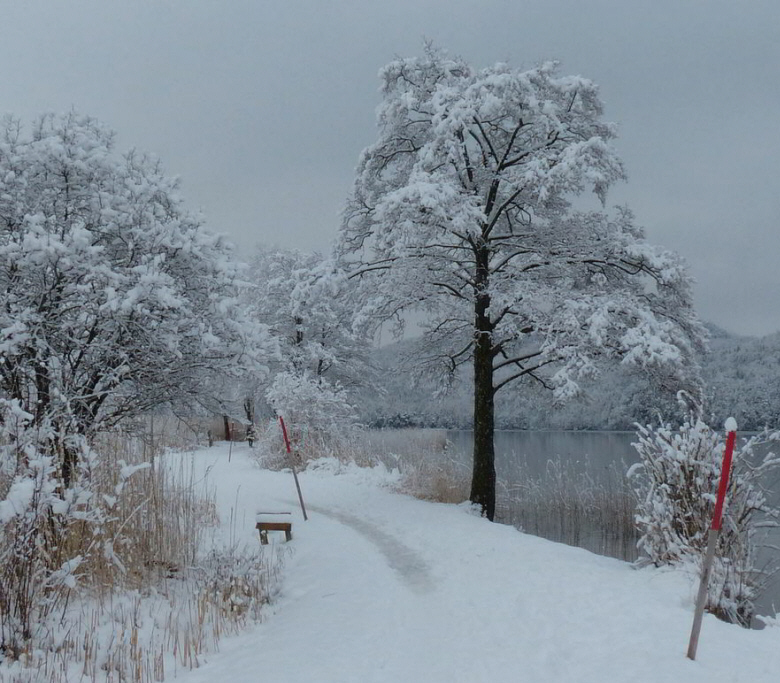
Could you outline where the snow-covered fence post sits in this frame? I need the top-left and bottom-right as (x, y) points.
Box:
(687, 417), (738, 660)
(279, 415), (308, 521)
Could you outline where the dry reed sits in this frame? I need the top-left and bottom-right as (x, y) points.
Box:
(317, 428), (639, 561)
(0, 416), (283, 683)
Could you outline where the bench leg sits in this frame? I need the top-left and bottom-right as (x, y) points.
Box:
(284, 527), (292, 542)
(260, 529), (269, 545)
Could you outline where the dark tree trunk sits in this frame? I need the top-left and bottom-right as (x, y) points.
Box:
(223, 414), (231, 441)
(243, 397), (254, 424)
(471, 330), (496, 520)
(61, 444), (77, 489)
(469, 242), (496, 520)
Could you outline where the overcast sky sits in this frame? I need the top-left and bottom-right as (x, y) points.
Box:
(1, 1), (778, 336)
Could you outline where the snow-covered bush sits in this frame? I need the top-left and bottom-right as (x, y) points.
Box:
(0, 400), (152, 657)
(265, 371), (357, 460)
(629, 407), (780, 625)
(0, 413), (283, 676)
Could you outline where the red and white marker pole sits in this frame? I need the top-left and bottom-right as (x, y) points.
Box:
(687, 417), (738, 660)
(279, 415), (308, 521)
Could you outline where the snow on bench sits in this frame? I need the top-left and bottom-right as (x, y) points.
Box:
(256, 512), (293, 544)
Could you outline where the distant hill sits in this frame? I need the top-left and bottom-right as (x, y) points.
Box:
(355, 323), (780, 431)
(700, 323), (780, 430)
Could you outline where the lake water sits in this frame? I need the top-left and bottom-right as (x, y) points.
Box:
(444, 429), (780, 624)
(445, 429), (639, 478)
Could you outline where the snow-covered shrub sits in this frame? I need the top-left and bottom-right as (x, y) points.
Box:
(265, 371), (358, 460)
(629, 408), (780, 625)
(195, 544), (281, 622)
(0, 401), (224, 662)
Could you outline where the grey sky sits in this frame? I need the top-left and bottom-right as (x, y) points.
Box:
(1, 1), (778, 335)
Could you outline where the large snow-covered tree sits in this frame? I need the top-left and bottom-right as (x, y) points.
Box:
(338, 48), (705, 519)
(0, 112), (257, 484)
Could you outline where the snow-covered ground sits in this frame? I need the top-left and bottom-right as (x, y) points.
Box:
(175, 444), (780, 683)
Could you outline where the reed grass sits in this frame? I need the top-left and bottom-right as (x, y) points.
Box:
(346, 428), (471, 503)
(496, 457), (639, 561)
(0, 417), (282, 682)
(325, 428), (639, 561)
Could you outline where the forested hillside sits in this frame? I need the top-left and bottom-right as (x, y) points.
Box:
(357, 324), (780, 431)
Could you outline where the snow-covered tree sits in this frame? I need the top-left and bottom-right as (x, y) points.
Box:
(701, 326), (780, 431)
(249, 248), (372, 386)
(245, 247), (374, 443)
(0, 112), (257, 484)
(338, 47), (704, 519)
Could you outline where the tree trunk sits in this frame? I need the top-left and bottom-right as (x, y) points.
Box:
(470, 243), (496, 520)
(61, 444), (77, 489)
(471, 331), (496, 520)
(223, 414), (231, 441)
(243, 397), (255, 424)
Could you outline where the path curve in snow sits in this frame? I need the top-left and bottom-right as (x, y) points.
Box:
(306, 503), (434, 594)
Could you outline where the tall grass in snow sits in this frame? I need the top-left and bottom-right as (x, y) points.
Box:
(496, 458), (639, 561)
(339, 428), (471, 504)
(322, 428), (639, 561)
(0, 421), (282, 683)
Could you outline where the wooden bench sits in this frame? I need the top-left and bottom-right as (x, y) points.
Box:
(256, 512), (293, 544)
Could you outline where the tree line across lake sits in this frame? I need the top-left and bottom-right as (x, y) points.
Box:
(357, 323), (780, 432)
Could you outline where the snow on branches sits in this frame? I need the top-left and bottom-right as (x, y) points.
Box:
(341, 47), (704, 398)
(629, 407), (780, 626)
(245, 248), (374, 449)
(338, 45), (704, 518)
(0, 112), (257, 484)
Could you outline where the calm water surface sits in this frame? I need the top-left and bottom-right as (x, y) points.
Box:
(445, 429), (638, 479)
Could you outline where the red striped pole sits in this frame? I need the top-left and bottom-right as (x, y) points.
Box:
(687, 418), (737, 660)
(279, 415), (308, 521)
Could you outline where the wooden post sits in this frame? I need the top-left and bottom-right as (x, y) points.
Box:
(687, 418), (737, 660)
(279, 415), (308, 521)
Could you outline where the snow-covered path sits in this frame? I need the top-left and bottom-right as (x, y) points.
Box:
(176, 445), (780, 683)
